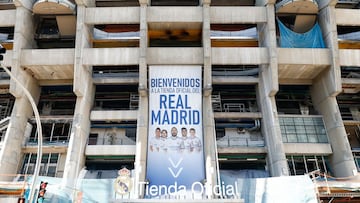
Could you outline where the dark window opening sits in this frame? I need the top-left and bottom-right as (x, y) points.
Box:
(151, 0), (199, 6)
(337, 92), (360, 121)
(38, 86), (76, 115)
(92, 24), (140, 48)
(28, 121), (72, 145)
(20, 153), (60, 177)
(212, 85), (259, 113)
(35, 17), (76, 49)
(218, 155), (266, 170)
(211, 0), (255, 6)
(149, 28), (202, 47)
(212, 65), (259, 77)
(94, 85), (139, 110)
(93, 65), (139, 78)
(276, 85), (317, 115)
(211, 24), (258, 47)
(85, 156), (135, 177)
(337, 26), (360, 49)
(96, 0), (140, 7)
(335, 0), (360, 9)
(287, 155), (329, 176)
(90, 121), (137, 145)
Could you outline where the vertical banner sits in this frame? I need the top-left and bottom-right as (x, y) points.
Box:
(146, 65), (205, 197)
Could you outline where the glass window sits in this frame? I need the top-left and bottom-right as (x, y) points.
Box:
(280, 116), (329, 143)
(20, 153), (60, 177)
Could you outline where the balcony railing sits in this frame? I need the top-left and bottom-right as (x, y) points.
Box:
(217, 136), (265, 148)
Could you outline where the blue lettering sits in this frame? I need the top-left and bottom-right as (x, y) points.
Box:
(151, 110), (161, 125)
(171, 110), (178, 124)
(180, 110), (187, 125)
(193, 110), (200, 124)
(163, 111), (170, 124)
(159, 95), (167, 109)
(184, 95), (191, 109)
(168, 94), (175, 109)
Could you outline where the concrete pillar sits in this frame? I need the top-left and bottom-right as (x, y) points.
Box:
(0, 4), (39, 180)
(62, 5), (94, 189)
(134, 0), (148, 198)
(317, 3), (342, 96)
(257, 4), (289, 177)
(314, 1), (357, 178)
(202, 0), (218, 198)
(311, 80), (357, 177)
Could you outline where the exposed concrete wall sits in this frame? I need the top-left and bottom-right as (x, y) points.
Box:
(0, 10), (16, 27)
(85, 7), (140, 24)
(134, 2), (148, 198)
(318, 4), (342, 96)
(257, 4), (289, 177)
(147, 48), (203, 65)
(311, 80), (357, 177)
(210, 7), (267, 23)
(202, 1), (218, 198)
(0, 5), (39, 180)
(212, 48), (268, 65)
(148, 7), (202, 23)
(314, 2), (357, 178)
(82, 48), (139, 66)
(62, 5), (95, 189)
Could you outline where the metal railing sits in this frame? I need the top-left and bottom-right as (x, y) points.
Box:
(216, 136), (265, 147)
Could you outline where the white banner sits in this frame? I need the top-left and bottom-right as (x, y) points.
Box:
(146, 65), (205, 197)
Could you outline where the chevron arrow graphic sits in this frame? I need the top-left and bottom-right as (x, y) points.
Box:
(168, 157), (183, 168)
(168, 167), (183, 178)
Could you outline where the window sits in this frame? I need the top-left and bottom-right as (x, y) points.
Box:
(280, 116), (328, 143)
(287, 155), (329, 175)
(21, 153), (60, 177)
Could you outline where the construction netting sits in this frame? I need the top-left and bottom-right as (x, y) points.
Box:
(19, 171), (318, 203)
(220, 170), (318, 203)
(277, 19), (325, 48)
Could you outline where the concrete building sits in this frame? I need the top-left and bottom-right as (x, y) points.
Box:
(0, 0), (359, 202)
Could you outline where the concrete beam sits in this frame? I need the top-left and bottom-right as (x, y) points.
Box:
(277, 48), (331, 65)
(212, 48), (268, 65)
(85, 145), (136, 156)
(21, 49), (75, 66)
(0, 10), (16, 27)
(335, 9), (360, 26)
(85, 7), (140, 24)
(339, 50), (360, 67)
(90, 110), (138, 121)
(147, 48), (203, 65)
(284, 143), (332, 155)
(82, 48), (139, 66)
(210, 7), (267, 24)
(212, 76), (259, 85)
(148, 7), (202, 24)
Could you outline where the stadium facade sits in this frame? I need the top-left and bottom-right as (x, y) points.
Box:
(0, 0), (359, 202)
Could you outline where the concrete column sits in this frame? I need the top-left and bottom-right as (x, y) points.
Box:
(314, 1), (357, 178)
(202, 0), (218, 197)
(311, 80), (357, 177)
(257, 4), (289, 177)
(134, 0), (148, 198)
(317, 3), (342, 96)
(62, 5), (94, 189)
(0, 4), (39, 180)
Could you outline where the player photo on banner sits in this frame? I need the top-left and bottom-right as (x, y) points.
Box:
(146, 65), (205, 198)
